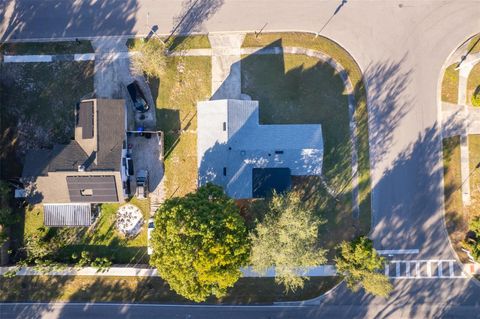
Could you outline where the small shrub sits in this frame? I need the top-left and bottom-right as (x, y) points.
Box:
(472, 86), (480, 107)
(131, 38), (167, 78)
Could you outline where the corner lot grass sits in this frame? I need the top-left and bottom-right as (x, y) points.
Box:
(0, 275), (340, 304)
(467, 62), (480, 106)
(443, 135), (480, 263)
(442, 64), (459, 104)
(467, 34), (480, 55)
(242, 32), (371, 236)
(468, 135), (480, 216)
(241, 52), (361, 258)
(24, 198), (150, 264)
(149, 56), (211, 198)
(0, 41), (93, 55)
(442, 136), (468, 262)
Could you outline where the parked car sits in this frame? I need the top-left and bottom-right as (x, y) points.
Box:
(127, 81), (150, 113)
(147, 217), (154, 255)
(135, 169), (149, 199)
(126, 155), (134, 176)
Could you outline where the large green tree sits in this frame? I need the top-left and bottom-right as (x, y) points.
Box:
(150, 183), (250, 302)
(249, 191), (327, 292)
(335, 236), (393, 297)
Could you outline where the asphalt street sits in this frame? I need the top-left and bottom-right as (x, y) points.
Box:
(1, 0), (480, 318)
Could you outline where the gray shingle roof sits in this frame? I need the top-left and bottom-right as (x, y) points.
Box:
(95, 99), (125, 171)
(49, 142), (89, 172)
(22, 149), (52, 178)
(22, 99), (125, 178)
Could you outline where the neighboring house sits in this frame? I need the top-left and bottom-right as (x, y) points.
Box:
(197, 99), (324, 199)
(21, 99), (128, 227)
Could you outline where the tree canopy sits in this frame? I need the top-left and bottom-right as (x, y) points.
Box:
(249, 191), (327, 292)
(149, 183), (250, 302)
(335, 236), (393, 297)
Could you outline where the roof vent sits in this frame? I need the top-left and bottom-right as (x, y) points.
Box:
(78, 165), (85, 172)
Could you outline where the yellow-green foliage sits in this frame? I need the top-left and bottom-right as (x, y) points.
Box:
(335, 236), (392, 298)
(150, 184), (250, 302)
(249, 191), (327, 292)
(131, 38), (167, 78)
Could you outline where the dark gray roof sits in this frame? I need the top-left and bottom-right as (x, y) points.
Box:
(66, 175), (118, 202)
(78, 101), (94, 139)
(95, 99), (125, 171)
(252, 168), (291, 198)
(49, 142), (89, 172)
(44, 203), (92, 227)
(22, 149), (52, 178)
(22, 99), (126, 180)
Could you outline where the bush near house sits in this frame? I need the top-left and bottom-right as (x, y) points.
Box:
(472, 87), (480, 107)
(150, 184), (250, 302)
(463, 217), (480, 261)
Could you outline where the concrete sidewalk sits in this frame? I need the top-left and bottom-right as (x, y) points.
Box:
(0, 265), (338, 277)
(3, 53), (95, 62)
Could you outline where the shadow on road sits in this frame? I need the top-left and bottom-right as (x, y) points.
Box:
(0, 0), (138, 41)
(167, 0), (224, 51)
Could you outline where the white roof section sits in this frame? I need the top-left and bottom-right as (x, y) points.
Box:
(44, 203), (92, 227)
(197, 99), (324, 199)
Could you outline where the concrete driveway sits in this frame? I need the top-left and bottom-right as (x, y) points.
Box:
(128, 133), (164, 215)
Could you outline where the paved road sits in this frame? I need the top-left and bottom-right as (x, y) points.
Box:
(2, 0), (480, 318)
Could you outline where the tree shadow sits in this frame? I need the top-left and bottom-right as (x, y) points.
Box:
(166, 0), (224, 51)
(0, 0), (139, 41)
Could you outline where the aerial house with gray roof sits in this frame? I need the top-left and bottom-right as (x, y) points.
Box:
(197, 99), (324, 199)
(22, 99), (127, 227)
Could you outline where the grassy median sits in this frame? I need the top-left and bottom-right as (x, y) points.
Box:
(0, 275), (340, 304)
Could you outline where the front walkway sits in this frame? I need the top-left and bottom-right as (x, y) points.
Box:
(208, 33), (244, 99)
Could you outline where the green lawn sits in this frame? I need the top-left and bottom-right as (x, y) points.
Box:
(0, 41), (93, 55)
(443, 135), (480, 263)
(0, 275), (340, 304)
(149, 56), (211, 198)
(442, 136), (468, 262)
(24, 199), (150, 265)
(467, 62), (480, 106)
(241, 53), (360, 259)
(127, 35), (211, 52)
(467, 34), (480, 55)
(442, 64), (459, 104)
(242, 32), (371, 236)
